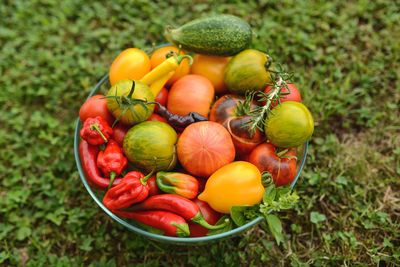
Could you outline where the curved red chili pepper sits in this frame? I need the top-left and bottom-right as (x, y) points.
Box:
(103, 171), (152, 210)
(113, 210), (190, 237)
(79, 139), (122, 190)
(131, 194), (227, 230)
(189, 198), (222, 237)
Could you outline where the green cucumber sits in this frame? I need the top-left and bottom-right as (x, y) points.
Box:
(164, 14), (252, 57)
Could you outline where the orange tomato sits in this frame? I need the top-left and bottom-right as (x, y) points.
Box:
(191, 55), (231, 94)
(150, 46), (190, 87)
(167, 74), (215, 118)
(109, 48), (151, 85)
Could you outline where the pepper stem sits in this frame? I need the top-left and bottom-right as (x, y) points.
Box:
(90, 123), (108, 143)
(140, 169), (155, 186)
(107, 172), (116, 190)
(171, 222), (190, 237)
(175, 54), (193, 66)
(191, 212), (230, 230)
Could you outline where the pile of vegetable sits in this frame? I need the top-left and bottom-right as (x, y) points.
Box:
(77, 14), (314, 241)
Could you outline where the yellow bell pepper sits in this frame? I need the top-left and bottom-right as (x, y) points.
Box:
(198, 161), (264, 214)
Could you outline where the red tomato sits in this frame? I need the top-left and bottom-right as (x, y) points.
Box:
(191, 55), (231, 94)
(109, 48), (151, 86)
(154, 87), (168, 113)
(249, 143), (297, 187)
(167, 74), (215, 118)
(113, 123), (130, 147)
(189, 198), (222, 237)
(79, 95), (114, 125)
(150, 46), (190, 87)
(146, 113), (167, 123)
(263, 83), (301, 108)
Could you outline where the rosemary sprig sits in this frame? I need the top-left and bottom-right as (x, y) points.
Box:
(243, 58), (294, 136)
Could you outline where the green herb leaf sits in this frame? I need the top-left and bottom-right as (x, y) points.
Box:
(265, 214), (283, 245)
(263, 184), (276, 203)
(230, 206), (249, 226)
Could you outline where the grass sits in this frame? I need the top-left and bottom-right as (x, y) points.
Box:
(0, 0), (399, 266)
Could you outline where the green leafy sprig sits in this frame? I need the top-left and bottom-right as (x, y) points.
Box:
(243, 59), (294, 136)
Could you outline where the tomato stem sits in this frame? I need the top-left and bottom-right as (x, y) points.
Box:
(276, 148), (289, 158)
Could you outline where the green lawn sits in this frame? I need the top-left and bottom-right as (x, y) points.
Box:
(1, 0), (399, 266)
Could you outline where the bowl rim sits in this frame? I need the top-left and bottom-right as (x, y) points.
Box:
(74, 73), (309, 243)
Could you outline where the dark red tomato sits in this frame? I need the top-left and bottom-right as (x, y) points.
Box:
(147, 174), (162, 197)
(146, 113), (168, 123)
(113, 123), (130, 147)
(249, 143), (297, 187)
(79, 95), (114, 125)
(189, 198), (222, 237)
(209, 94), (265, 155)
(154, 87), (168, 113)
(263, 83), (301, 108)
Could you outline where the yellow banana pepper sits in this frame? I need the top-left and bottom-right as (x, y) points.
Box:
(140, 54), (193, 87)
(149, 71), (174, 97)
(198, 161), (264, 214)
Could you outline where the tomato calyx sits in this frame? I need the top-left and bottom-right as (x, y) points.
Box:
(275, 148), (296, 160)
(102, 81), (151, 127)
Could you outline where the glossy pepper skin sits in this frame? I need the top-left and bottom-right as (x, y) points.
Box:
(189, 198), (222, 237)
(79, 140), (122, 190)
(113, 210), (190, 237)
(198, 161), (264, 214)
(103, 171), (152, 210)
(156, 172), (198, 199)
(140, 55), (193, 87)
(80, 116), (113, 145)
(131, 194), (226, 230)
(152, 102), (207, 131)
(97, 139), (128, 189)
(147, 174), (162, 197)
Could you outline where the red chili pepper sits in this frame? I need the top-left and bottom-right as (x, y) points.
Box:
(79, 140), (122, 190)
(80, 116), (113, 145)
(156, 172), (198, 199)
(113, 210), (190, 237)
(131, 194), (227, 230)
(97, 139), (128, 190)
(103, 171), (153, 210)
(147, 174), (162, 197)
(189, 198), (222, 237)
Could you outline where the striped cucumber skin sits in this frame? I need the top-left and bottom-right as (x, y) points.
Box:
(224, 49), (272, 95)
(123, 121), (178, 172)
(165, 14), (252, 57)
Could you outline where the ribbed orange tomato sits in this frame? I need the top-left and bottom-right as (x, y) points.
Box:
(177, 121), (235, 178)
(191, 55), (230, 94)
(150, 46), (190, 87)
(109, 48), (151, 86)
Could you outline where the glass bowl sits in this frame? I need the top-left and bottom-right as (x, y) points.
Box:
(74, 73), (309, 245)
